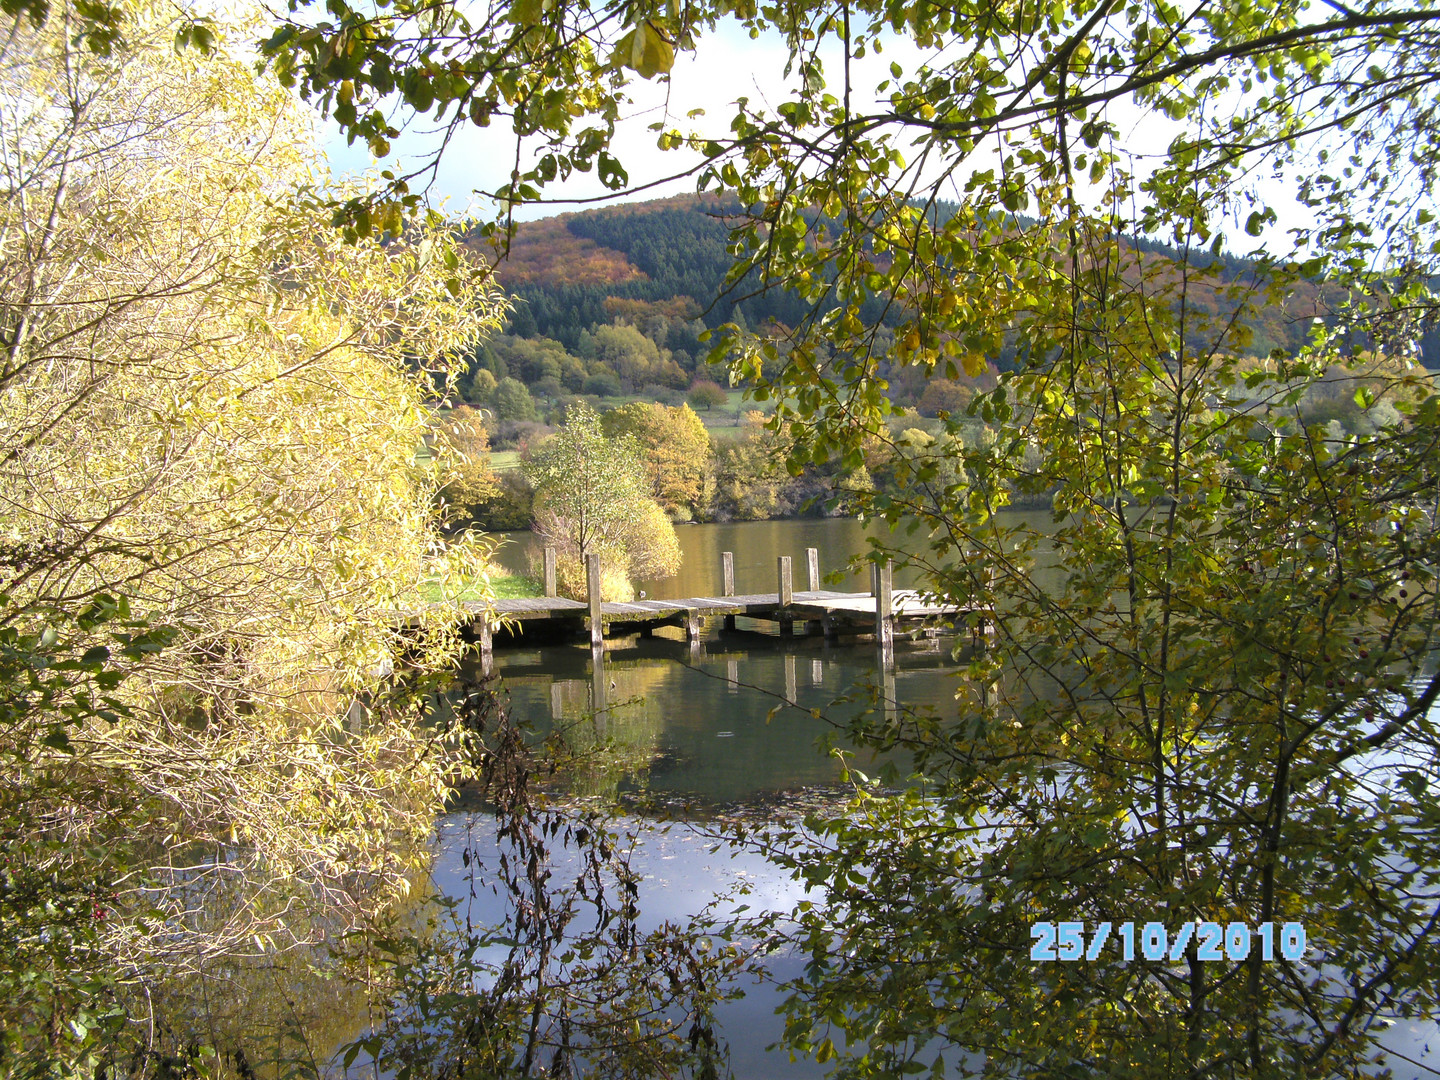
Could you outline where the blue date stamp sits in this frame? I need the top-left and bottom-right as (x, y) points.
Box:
(1030, 921), (1306, 962)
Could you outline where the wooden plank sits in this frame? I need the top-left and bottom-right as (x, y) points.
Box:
(425, 588), (987, 640)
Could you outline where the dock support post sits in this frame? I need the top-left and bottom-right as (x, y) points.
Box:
(685, 609), (704, 662)
(881, 658), (898, 727)
(586, 553), (603, 648)
(784, 653), (797, 704)
(544, 546), (557, 598)
(722, 551), (736, 630)
(777, 555), (793, 635)
(479, 617), (494, 676)
(875, 558), (894, 663)
(590, 643), (608, 730)
(823, 613), (839, 642)
(806, 547), (819, 592)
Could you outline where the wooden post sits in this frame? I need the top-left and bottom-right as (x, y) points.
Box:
(806, 547), (820, 592)
(811, 658), (824, 686)
(591, 643), (608, 728)
(479, 617), (494, 676)
(586, 553), (603, 648)
(685, 610), (701, 641)
(881, 655), (898, 725)
(721, 551), (736, 630)
(784, 653), (797, 704)
(777, 555), (793, 635)
(876, 558), (895, 659)
(543, 546), (557, 597)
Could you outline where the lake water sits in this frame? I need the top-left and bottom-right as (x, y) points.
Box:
(445, 516), (980, 1076)
(444, 515), (1440, 1077)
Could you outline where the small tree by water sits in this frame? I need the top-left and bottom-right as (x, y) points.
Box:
(525, 402), (682, 600)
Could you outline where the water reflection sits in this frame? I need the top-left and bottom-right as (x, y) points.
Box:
(478, 629), (964, 805)
(431, 810), (828, 1079)
(430, 619), (1440, 1077)
(416, 625), (974, 1079)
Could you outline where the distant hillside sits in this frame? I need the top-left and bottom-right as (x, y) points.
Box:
(465, 194), (1440, 372)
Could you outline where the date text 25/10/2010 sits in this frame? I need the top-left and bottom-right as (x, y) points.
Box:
(1030, 921), (1306, 963)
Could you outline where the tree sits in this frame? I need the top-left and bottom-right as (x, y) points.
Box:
(493, 376), (538, 420)
(435, 405), (502, 526)
(524, 403), (681, 600)
(0, 1), (504, 1067)
(687, 379), (729, 412)
(591, 321), (686, 390)
(582, 370), (622, 397)
(261, 0), (1440, 1070)
(601, 401), (711, 516)
(916, 379), (974, 419)
(710, 411), (789, 522)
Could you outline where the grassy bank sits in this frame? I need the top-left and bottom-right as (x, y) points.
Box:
(419, 571), (543, 603)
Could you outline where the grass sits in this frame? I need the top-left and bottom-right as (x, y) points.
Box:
(491, 572), (544, 599)
(418, 571), (543, 603)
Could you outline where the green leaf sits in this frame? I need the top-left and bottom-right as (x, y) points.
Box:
(41, 725), (73, 753)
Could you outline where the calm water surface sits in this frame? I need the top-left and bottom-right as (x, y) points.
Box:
(444, 516), (1440, 1077)
(447, 517), (977, 1076)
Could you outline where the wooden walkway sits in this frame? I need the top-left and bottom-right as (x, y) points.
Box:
(451, 547), (987, 669)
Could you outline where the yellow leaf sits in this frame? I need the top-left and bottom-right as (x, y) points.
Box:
(614, 23), (675, 79)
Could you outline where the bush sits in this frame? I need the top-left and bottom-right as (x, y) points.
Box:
(583, 371), (622, 397)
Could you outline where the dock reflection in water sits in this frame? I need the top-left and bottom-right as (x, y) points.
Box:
(425, 628), (967, 1077)
(482, 629), (960, 803)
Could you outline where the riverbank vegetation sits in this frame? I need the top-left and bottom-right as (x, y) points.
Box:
(446, 348), (1427, 534)
(268, 0), (1440, 1070)
(0, 3), (507, 1072)
(525, 403), (683, 600)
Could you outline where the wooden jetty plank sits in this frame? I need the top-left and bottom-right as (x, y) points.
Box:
(466, 584), (987, 658)
(482, 589), (979, 622)
(419, 544), (994, 669)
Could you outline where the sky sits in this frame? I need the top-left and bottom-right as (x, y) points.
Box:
(321, 16), (1321, 252)
(323, 20), (799, 222)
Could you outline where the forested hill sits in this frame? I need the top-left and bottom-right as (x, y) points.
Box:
(473, 194), (814, 350)
(467, 193), (1440, 371)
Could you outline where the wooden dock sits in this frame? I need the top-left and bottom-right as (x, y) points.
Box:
(454, 547), (987, 670)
